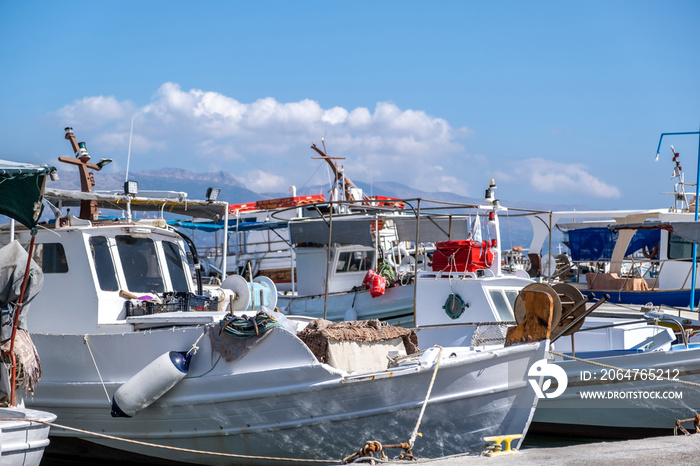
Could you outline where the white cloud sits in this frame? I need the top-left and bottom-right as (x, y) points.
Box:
(52, 82), (471, 193)
(55, 96), (135, 129)
(511, 158), (621, 198)
(243, 169), (287, 192)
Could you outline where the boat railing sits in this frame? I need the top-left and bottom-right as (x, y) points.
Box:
(567, 256), (700, 291)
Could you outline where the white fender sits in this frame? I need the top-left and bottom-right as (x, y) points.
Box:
(344, 307), (357, 321)
(111, 351), (191, 418)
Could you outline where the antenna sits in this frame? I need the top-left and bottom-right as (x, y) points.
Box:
(126, 114), (135, 182)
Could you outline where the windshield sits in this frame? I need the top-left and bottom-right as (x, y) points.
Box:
(163, 240), (190, 292)
(89, 236), (119, 291)
(116, 235), (165, 293)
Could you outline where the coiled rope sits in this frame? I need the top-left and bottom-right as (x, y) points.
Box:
(219, 312), (283, 338)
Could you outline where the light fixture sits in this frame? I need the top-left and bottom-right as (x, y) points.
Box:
(124, 180), (139, 195)
(96, 158), (113, 169)
(206, 187), (221, 202)
(77, 141), (89, 159)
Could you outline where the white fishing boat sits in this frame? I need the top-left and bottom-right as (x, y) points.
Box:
(526, 146), (700, 308)
(271, 178), (547, 326)
(6, 128), (555, 464)
(0, 160), (57, 465)
(531, 311), (700, 437)
(205, 141), (408, 290)
(501, 280), (700, 438)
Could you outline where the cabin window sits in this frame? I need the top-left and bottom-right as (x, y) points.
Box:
(116, 236), (165, 293)
(336, 250), (374, 273)
(668, 234), (698, 261)
(488, 290), (515, 321)
(32, 243), (68, 273)
(163, 241), (190, 292)
(89, 236), (119, 291)
(505, 290), (519, 310)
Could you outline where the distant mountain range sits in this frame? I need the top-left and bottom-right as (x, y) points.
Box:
(50, 166), (574, 251)
(51, 167), (262, 205)
(51, 166), (586, 211)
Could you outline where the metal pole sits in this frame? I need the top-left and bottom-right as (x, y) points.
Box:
(221, 202), (229, 277)
(693, 124), (700, 311)
(324, 204), (333, 320)
(9, 235), (36, 406)
(656, 130), (700, 311)
(413, 200), (421, 324)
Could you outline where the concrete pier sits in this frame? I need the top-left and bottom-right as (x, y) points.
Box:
(383, 435), (700, 465)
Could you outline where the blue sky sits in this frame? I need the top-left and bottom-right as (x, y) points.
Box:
(1, 1), (699, 209)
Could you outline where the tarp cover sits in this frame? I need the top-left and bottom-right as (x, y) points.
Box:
(0, 241), (43, 343)
(0, 160), (54, 230)
(567, 227), (660, 261)
(289, 219), (374, 246)
(393, 216), (470, 243)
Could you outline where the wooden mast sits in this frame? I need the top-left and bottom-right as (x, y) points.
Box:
(310, 142), (361, 202)
(57, 127), (105, 221)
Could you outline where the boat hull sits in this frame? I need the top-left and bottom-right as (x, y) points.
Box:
(28, 326), (545, 465)
(583, 288), (700, 307)
(532, 346), (700, 435)
(0, 407), (56, 466)
(278, 284), (416, 326)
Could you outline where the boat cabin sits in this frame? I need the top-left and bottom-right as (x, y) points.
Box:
(6, 217), (200, 335)
(295, 244), (375, 295)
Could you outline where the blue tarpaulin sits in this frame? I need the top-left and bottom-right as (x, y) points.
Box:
(168, 219), (288, 233)
(567, 227), (660, 261)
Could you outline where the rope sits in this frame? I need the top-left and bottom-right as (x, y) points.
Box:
(219, 312), (283, 338)
(549, 350), (700, 388)
(6, 418), (341, 464)
(83, 335), (111, 403)
(186, 329), (206, 357)
(409, 345), (443, 448)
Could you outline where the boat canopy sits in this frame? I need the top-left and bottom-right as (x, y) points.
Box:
(45, 188), (228, 221)
(610, 221), (700, 245)
(0, 160), (56, 232)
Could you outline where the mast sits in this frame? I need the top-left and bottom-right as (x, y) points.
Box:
(310, 142), (362, 202)
(58, 127), (109, 221)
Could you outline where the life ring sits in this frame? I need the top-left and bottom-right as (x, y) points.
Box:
(643, 244), (659, 259)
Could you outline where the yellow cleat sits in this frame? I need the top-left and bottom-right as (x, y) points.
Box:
(482, 434), (523, 456)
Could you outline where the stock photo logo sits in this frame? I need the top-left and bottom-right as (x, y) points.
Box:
(528, 359), (568, 399)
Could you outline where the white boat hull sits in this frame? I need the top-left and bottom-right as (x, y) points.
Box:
(0, 407), (56, 466)
(278, 284), (416, 326)
(28, 326), (546, 464)
(532, 346), (700, 436)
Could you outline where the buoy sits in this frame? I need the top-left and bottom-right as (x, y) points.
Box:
(362, 269), (377, 287)
(111, 351), (191, 418)
(369, 274), (386, 298)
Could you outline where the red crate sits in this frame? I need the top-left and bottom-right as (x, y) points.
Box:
(431, 240), (494, 272)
